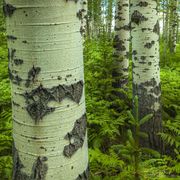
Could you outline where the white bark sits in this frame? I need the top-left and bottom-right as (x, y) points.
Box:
(113, 0), (130, 89)
(170, 0), (178, 53)
(131, 0), (162, 150)
(4, 0), (88, 179)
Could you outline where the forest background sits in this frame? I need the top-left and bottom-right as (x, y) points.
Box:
(0, 0), (180, 179)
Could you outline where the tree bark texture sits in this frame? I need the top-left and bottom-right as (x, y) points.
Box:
(113, 0), (130, 91)
(131, 0), (162, 151)
(4, 0), (89, 179)
(169, 0), (178, 53)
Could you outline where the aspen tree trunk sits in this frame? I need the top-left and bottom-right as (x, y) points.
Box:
(113, 0), (130, 91)
(170, 0), (178, 53)
(176, 14), (179, 43)
(131, 0), (162, 151)
(106, 0), (113, 35)
(162, 0), (165, 40)
(169, 0), (174, 53)
(87, 0), (93, 38)
(92, 0), (102, 37)
(163, 0), (169, 64)
(4, 0), (88, 179)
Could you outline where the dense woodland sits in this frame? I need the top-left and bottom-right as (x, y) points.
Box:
(0, 0), (179, 179)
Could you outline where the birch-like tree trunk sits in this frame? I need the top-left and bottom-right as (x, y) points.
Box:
(4, 0), (88, 179)
(131, 0), (162, 151)
(106, 0), (113, 35)
(169, 0), (178, 53)
(113, 0), (130, 91)
(92, 0), (102, 37)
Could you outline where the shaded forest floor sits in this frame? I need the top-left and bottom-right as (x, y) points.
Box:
(0, 31), (180, 179)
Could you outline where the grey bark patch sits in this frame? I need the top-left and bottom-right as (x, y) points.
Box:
(76, 9), (86, 20)
(31, 156), (48, 180)
(132, 50), (137, 55)
(115, 24), (131, 31)
(24, 85), (55, 122)
(144, 41), (155, 48)
(141, 56), (146, 60)
(24, 81), (83, 122)
(137, 2), (148, 7)
(14, 59), (23, 65)
(13, 101), (20, 107)
(63, 114), (87, 158)
(125, 52), (130, 58)
(76, 165), (89, 180)
(13, 143), (48, 180)
(22, 40), (27, 44)
(13, 143), (29, 180)
(131, 10), (148, 25)
(3, 2), (16, 17)
(9, 67), (22, 85)
(7, 35), (17, 40)
(26, 101), (55, 123)
(133, 78), (162, 151)
(153, 20), (160, 35)
(25, 66), (41, 88)
(113, 35), (126, 51)
(80, 26), (85, 36)
(122, 3), (128, 7)
(8, 48), (16, 61)
(66, 0), (79, 3)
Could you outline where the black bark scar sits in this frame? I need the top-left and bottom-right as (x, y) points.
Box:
(76, 165), (89, 180)
(24, 81), (84, 122)
(13, 143), (48, 180)
(25, 66), (41, 88)
(131, 10), (148, 25)
(3, 2), (16, 17)
(63, 114), (87, 158)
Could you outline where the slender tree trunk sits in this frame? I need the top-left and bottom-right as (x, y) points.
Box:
(176, 14), (179, 44)
(169, 0), (178, 53)
(92, 0), (102, 37)
(171, 0), (178, 53)
(87, 0), (93, 38)
(163, 0), (170, 64)
(131, 0), (162, 151)
(106, 0), (113, 35)
(162, 0), (165, 40)
(4, 0), (88, 179)
(112, 0), (130, 92)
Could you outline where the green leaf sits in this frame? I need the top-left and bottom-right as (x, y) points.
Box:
(127, 111), (136, 125)
(139, 114), (153, 125)
(127, 130), (135, 146)
(138, 132), (148, 139)
(141, 147), (160, 158)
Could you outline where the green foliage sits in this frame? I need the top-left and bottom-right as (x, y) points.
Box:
(84, 34), (180, 179)
(85, 35), (131, 151)
(89, 148), (124, 177)
(160, 119), (180, 148)
(0, 26), (12, 179)
(0, 156), (12, 180)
